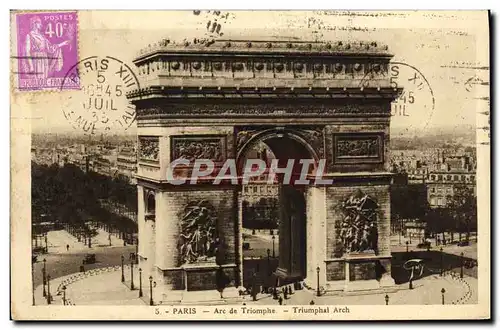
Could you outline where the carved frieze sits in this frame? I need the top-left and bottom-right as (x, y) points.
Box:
(138, 136), (159, 162)
(178, 200), (220, 266)
(333, 133), (384, 164)
(338, 189), (379, 254)
(171, 135), (226, 163)
(136, 102), (390, 119)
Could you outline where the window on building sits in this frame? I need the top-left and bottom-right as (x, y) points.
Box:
(461, 175), (466, 181)
(437, 198), (444, 206)
(430, 174), (436, 180)
(438, 174), (443, 180)
(447, 175), (452, 180)
(430, 187), (435, 193)
(429, 196), (436, 206)
(454, 175), (459, 181)
(447, 187), (452, 194)
(471, 175), (475, 181)
(253, 186), (258, 194)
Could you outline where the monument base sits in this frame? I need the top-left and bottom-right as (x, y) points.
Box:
(159, 287), (243, 306)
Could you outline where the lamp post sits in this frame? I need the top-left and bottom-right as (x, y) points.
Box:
(42, 258), (47, 297)
(139, 268), (143, 297)
(149, 276), (154, 306)
(406, 241), (409, 253)
(135, 240), (139, 264)
(252, 272), (257, 301)
(31, 258), (36, 306)
(440, 247), (444, 276)
(46, 275), (51, 305)
(385, 294), (389, 305)
(441, 288), (445, 305)
(272, 235), (276, 258)
(460, 252), (464, 279)
(316, 266), (321, 297)
(267, 249), (271, 275)
(62, 285), (67, 305)
(121, 255), (125, 282)
(130, 259), (135, 290)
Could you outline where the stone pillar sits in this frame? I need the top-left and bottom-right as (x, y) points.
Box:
(137, 185), (145, 260)
(155, 191), (181, 291)
(236, 189), (244, 288)
(305, 186), (327, 289)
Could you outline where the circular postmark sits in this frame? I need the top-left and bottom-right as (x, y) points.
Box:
(360, 61), (435, 134)
(60, 56), (140, 135)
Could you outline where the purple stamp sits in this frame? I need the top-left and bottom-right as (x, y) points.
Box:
(15, 11), (79, 91)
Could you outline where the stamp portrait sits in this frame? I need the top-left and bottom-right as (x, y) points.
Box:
(15, 11), (79, 91)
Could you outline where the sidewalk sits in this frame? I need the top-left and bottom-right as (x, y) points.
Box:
(46, 230), (86, 253)
(92, 228), (125, 247)
(34, 265), (477, 306)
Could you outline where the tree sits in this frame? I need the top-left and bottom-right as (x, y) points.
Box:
(447, 184), (477, 242)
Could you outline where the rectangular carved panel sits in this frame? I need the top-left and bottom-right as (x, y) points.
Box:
(171, 135), (226, 163)
(349, 261), (377, 281)
(138, 136), (159, 163)
(333, 133), (384, 164)
(326, 261), (346, 281)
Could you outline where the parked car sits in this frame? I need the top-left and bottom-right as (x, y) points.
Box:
(457, 240), (470, 247)
(417, 241), (431, 249)
(82, 253), (96, 264)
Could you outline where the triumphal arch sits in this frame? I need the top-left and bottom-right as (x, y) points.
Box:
(128, 37), (400, 303)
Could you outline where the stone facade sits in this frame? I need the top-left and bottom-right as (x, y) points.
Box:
(128, 38), (400, 301)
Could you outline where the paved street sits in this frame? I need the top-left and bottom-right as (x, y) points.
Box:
(242, 232), (279, 258)
(33, 244), (136, 288)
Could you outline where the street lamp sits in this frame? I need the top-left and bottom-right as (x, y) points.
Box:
(139, 268), (143, 297)
(121, 255), (125, 282)
(252, 272), (257, 301)
(272, 235), (276, 258)
(42, 258), (47, 297)
(149, 276), (154, 306)
(441, 288), (446, 305)
(130, 259), (135, 290)
(46, 275), (51, 305)
(266, 249), (271, 275)
(406, 241), (409, 253)
(316, 266), (321, 297)
(31, 258), (36, 306)
(440, 247), (444, 276)
(62, 285), (67, 305)
(135, 240), (139, 264)
(385, 294), (389, 305)
(460, 252), (464, 279)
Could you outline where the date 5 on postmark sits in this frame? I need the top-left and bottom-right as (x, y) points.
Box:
(13, 11), (79, 91)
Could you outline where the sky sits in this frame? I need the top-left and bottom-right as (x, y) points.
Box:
(12, 10), (489, 138)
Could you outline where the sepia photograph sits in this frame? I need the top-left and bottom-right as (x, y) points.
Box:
(10, 9), (490, 320)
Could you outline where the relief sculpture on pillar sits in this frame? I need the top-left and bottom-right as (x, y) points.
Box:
(338, 189), (379, 254)
(178, 200), (220, 266)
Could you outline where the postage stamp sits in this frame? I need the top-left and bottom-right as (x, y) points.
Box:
(14, 11), (80, 91)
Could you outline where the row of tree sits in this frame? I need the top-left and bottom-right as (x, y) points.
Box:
(242, 198), (279, 230)
(391, 183), (477, 241)
(32, 162), (138, 242)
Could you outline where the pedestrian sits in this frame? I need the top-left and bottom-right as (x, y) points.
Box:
(66, 244), (69, 251)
